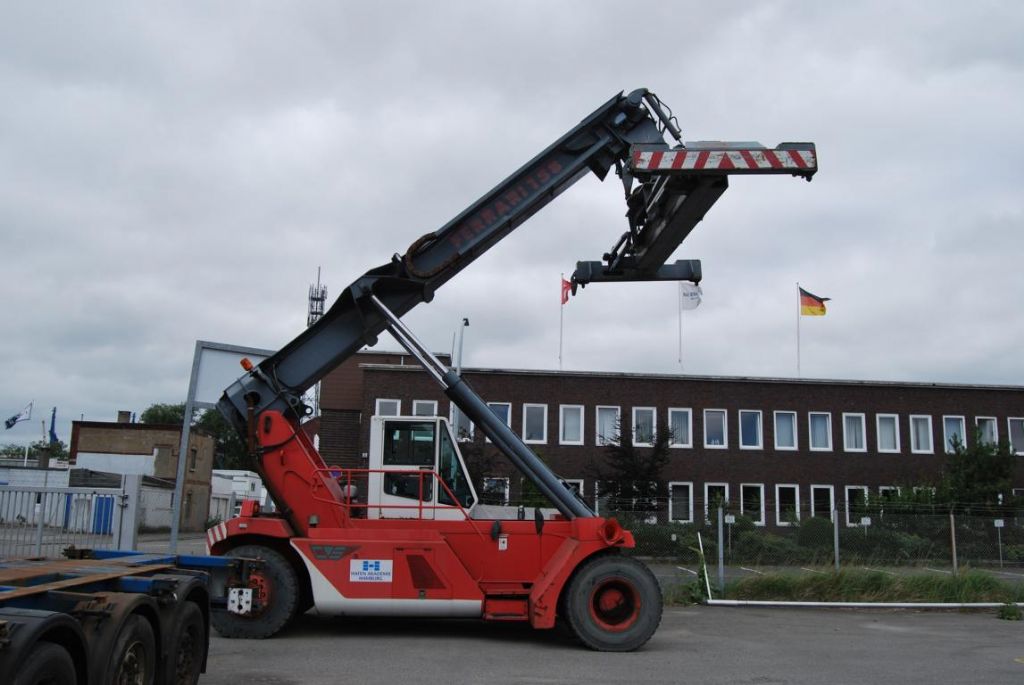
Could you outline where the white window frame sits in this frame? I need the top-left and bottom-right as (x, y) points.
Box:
(481, 477), (510, 505)
(596, 406), (621, 446)
(375, 398), (401, 416)
(876, 414), (900, 453)
(844, 485), (869, 527)
(1008, 417), (1024, 456)
(943, 415), (966, 453)
(485, 402), (512, 443)
(878, 485), (901, 499)
(739, 410), (763, 450)
(810, 484), (834, 521)
(668, 408), (692, 448)
(976, 416), (998, 445)
(909, 415), (934, 454)
(808, 412), (832, 452)
(558, 405), (585, 446)
(775, 484), (800, 527)
(703, 409), (728, 449)
(668, 481), (694, 523)
(773, 411), (798, 451)
(842, 413), (867, 453)
(740, 483), (765, 527)
(563, 478), (584, 497)
(522, 403), (548, 445)
(632, 407), (656, 447)
(704, 482), (729, 523)
(412, 400), (437, 417)
(449, 404), (474, 442)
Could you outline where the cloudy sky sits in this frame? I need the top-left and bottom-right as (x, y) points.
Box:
(2, 2), (1023, 445)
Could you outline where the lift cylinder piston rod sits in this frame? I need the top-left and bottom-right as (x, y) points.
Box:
(368, 294), (594, 519)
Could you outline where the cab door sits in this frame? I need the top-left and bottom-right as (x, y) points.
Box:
(371, 418), (437, 519)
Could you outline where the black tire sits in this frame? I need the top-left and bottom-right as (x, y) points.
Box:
(13, 641), (77, 685)
(210, 544), (299, 639)
(562, 555), (663, 652)
(166, 602), (205, 685)
(107, 614), (157, 684)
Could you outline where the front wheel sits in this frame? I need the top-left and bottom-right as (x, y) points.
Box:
(562, 555), (663, 652)
(211, 544), (299, 639)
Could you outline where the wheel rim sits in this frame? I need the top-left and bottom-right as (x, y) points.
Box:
(588, 577), (641, 632)
(115, 640), (146, 685)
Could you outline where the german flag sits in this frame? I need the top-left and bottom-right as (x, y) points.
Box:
(799, 287), (830, 316)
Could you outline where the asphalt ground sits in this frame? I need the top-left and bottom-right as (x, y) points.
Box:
(200, 606), (1024, 685)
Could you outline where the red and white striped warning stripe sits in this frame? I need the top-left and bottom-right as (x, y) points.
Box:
(631, 147), (816, 172)
(206, 521), (228, 552)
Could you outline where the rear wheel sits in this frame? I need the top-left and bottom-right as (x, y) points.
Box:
(13, 641), (76, 685)
(166, 602), (205, 685)
(562, 555), (662, 652)
(107, 615), (157, 684)
(210, 544), (299, 639)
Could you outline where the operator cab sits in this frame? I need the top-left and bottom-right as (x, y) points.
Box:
(367, 416), (477, 520)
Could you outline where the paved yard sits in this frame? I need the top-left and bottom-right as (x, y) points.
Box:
(201, 606), (1024, 685)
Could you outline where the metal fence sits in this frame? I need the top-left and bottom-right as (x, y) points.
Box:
(0, 477), (143, 559)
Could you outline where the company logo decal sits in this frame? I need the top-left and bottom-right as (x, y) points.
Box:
(350, 559), (393, 583)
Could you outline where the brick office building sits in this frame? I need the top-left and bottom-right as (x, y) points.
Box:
(318, 351), (1024, 528)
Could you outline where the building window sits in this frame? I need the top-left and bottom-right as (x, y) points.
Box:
(1009, 418), (1024, 456)
(632, 407), (656, 446)
(808, 412), (832, 451)
(976, 417), (998, 445)
(668, 482), (694, 523)
(563, 479), (584, 497)
(704, 409), (727, 449)
(184, 491), (193, 519)
(879, 486), (901, 500)
(910, 415), (933, 454)
(189, 447), (197, 472)
(485, 402), (511, 443)
(774, 411), (797, 450)
(522, 404), (547, 444)
(776, 484), (800, 526)
(450, 405), (473, 442)
(740, 484), (765, 526)
(596, 406), (620, 446)
(810, 485), (834, 520)
(943, 415), (966, 452)
(559, 405), (584, 445)
(877, 414), (900, 453)
(375, 398), (401, 416)
(481, 477), (510, 505)
(843, 413), (866, 452)
(739, 410), (762, 450)
(845, 486), (869, 527)
(704, 483), (729, 522)
(668, 408), (692, 448)
(412, 400), (437, 417)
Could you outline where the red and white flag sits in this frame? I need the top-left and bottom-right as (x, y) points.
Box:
(561, 278), (572, 305)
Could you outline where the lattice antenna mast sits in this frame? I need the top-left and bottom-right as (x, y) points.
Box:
(306, 267), (328, 416)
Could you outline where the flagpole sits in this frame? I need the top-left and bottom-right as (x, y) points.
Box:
(559, 273), (565, 371)
(796, 282), (802, 378)
(678, 282), (684, 372)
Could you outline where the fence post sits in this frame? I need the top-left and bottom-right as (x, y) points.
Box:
(116, 474), (143, 551)
(33, 493), (46, 557)
(833, 508), (840, 572)
(949, 511), (958, 576)
(717, 506), (725, 594)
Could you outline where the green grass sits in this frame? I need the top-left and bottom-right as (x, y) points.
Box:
(721, 569), (1024, 604)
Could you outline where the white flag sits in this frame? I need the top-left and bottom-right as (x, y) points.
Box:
(4, 401), (32, 430)
(679, 282), (702, 311)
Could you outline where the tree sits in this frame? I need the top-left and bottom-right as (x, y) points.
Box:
(139, 402), (249, 470)
(939, 434), (1016, 512)
(0, 440), (67, 462)
(588, 422), (672, 520)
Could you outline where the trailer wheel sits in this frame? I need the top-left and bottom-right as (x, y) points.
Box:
(166, 602), (205, 685)
(13, 641), (77, 685)
(563, 555), (662, 652)
(211, 544), (299, 639)
(107, 614), (156, 684)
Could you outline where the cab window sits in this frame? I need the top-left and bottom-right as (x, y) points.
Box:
(437, 424), (475, 508)
(383, 421), (435, 466)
